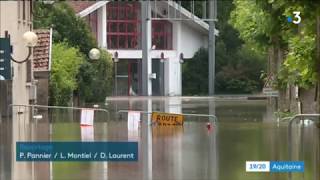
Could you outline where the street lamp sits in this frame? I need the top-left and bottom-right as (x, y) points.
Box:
(0, 31), (38, 80)
(77, 48), (101, 106)
(179, 53), (184, 64)
(113, 51), (119, 96)
(160, 52), (165, 63)
(179, 53), (184, 96)
(11, 31), (38, 64)
(88, 48), (101, 60)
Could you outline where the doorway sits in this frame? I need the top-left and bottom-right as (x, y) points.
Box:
(152, 59), (164, 96)
(115, 59), (141, 96)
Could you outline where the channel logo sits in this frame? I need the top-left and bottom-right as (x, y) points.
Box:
(246, 161), (304, 173)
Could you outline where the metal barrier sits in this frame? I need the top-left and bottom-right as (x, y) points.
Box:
(7, 104), (110, 123)
(117, 110), (218, 124)
(117, 109), (218, 180)
(7, 104), (111, 180)
(288, 114), (320, 180)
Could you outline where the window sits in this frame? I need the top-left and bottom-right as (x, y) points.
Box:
(22, 0), (26, 20)
(106, 2), (172, 50)
(85, 10), (98, 40)
(152, 20), (173, 50)
(107, 2), (141, 49)
(29, 1), (33, 22)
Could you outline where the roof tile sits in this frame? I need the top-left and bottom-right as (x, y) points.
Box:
(33, 29), (51, 71)
(67, 1), (97, 13)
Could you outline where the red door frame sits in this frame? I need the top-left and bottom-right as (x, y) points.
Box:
(127, 60), (141, 96)
(127, 61), (132, 96)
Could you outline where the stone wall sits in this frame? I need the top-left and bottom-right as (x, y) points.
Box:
(0, 80), (12, 117)
(34, 71), (49, 106)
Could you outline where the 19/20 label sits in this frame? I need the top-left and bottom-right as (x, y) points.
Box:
(246, 161), (270, 172)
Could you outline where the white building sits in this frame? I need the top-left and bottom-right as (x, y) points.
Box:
(0, 1), (35, 110)
(0, 1), (36, 179)
(70, 1), (209, 96)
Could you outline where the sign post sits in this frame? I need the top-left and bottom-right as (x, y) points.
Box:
(263, 87), (279, 97)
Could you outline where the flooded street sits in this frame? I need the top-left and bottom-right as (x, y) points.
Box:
(1, 97), (319, 180)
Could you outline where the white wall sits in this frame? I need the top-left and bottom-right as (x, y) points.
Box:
(101, 1), (209, 96)
(97, 5), (107, 48)
(179, 22), (208, 58)
(0, 1), (33, 179)
(0, 1), (32, 106)
(107, 49), (177, 59)
(164, 21), (182, 96)
(106, 21), (208, 96)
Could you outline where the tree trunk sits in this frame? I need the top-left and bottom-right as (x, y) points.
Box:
(272, 37), (288, 112)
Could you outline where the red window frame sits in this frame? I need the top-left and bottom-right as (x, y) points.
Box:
(86, 10), (98, 40)
(107, 2), (141, 49)
(106, 2), (173, 50)
(152, 20), (173, 50)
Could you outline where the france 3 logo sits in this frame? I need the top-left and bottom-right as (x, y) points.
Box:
(287, 11), (301, 24)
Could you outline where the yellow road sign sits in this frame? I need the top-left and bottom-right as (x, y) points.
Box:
(152, 126), (184, 137)
(151, 112), (184, 126)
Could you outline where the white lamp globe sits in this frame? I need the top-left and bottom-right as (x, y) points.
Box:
(89, 48), (101, 60)
(23, 31), (38, 47)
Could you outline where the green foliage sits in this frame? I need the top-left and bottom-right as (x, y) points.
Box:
(35, 1), (114, 103)
(274, 111), (296, 120)
(78, 49), (114, 103)
(230, 0), (320, 91)
(278, 35), (317, 88)
(183, 46), (266, 95)
(34, 2), (97, 54)
(216, 46), (266, 94)
(229, 0), (270, 50)
(50, 43), (84, 106)
(182, 48), (208, 95)
(182, 0), (267, 95)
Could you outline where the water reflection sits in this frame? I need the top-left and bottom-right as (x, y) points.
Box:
(0, 97), (319, 180)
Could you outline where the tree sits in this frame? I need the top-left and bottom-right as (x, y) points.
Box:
(230, 0), (320, 112)
(182, 0), (266, 95)
(34, 1), (114, 103)
(183, 45), (266, 95)
(182, 48), (208, 95)
(50, 43), (84, 106)
(216, 45), (266, 94)
(77, 49), (114, 103)
(34, 2), (97, 54)
(230, 0), (318, 88)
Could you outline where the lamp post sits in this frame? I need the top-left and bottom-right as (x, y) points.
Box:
(179, 53), (184, 64)
(179, 53), (184, 96)
(76, 48), (101, 106)
(160, 52), (164, 63)
(0, 31), (38, 81)
(10, 31), (38, 64)
(113, 51), (119, 96)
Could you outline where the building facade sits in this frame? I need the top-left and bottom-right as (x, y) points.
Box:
(70, 1), (209, 96)
(0, 1), (36, 180)
(0, 1), (35, 114)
